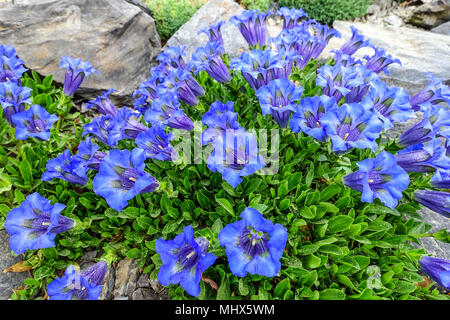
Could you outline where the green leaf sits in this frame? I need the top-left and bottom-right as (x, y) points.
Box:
(279, 198), (290, 211)
(20, 158), (33, 186)
(126, 248), (141, 259)
(320, 184), (341, 202)
(274, 278), (291, 298)
(319, 289), (345, 300)
(216, 198), (234, 216)
(238, 278), (249, 296)
(299, 206), (315, 219)
(0, 169), (11, 193)
(327, 215), (353, 234)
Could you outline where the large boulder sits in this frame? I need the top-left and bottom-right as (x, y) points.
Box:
(0, 230), (29, 300)
(164, 0), (248, 60)
(432, 20), (450, 34)
(409, 0), (450, 29)
(0, 0), (161, 104)
(326, 21), (450, 95)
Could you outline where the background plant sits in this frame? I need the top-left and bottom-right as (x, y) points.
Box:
(277, 0), (371, 25)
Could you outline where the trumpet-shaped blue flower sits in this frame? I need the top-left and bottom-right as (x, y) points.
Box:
(344, 66), (379, 103)
(431, 170), (450, 189)
(86, 89), (118, 117)
(41, 150), (89, 185)
(168, 67), (199, 106)
(414, 189), (450, 218)
(135, 125), (177, 161)
(409, 73), (450, 112)
(112, 107), (149, 140)
(82, 114), (123, 147)
(321, 103), (382, 153)
(230, 10), (271, 47)
(60, 56), (97, 96)
(47, 261), (107, 300)
(398, 104), (450, 148)
(11, 104), (59, 141)
(339, 25), (373, 56)
(73, 137), (106, 171)
(361, 79), (414, 130)
(144, 94), (194, 131)
(290, 95), (338, 141)
(5, 193), (73, 254)
(218, 207), (287, 277)
(364, 47), (401, 75)
(255, 78), (304, 128)
(332, 50), (362, 67)
(157, 45), (188, 70)
(344, 151), (410, 209)
(132, 76), (162, 111)
(419, 256), (450, 290)
(92, 148), (159, 212)
(230, 49), (287, 91)
(207, 128), (266, 188)
(395, 140), (450, 173)
(199, 22), (225, 50)
(314, 22), (341, 44)
(156, 225), (217, 297)
(316, 64), (362, 102)
(0, 55), (27, 84)
(0, 81), (32, 126)
(0, 45), (21, 59)
(277, 7), (308, 30)
(190, 41), (231, 83)
(201, 101), (240, 145)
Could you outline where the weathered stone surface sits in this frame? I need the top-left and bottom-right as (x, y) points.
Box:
(409, 0), (450, 29)
(432, 20), (450, 34)
(384, 14), (404, 27)
(419, 208), (450, 260)
(326, 21), (450, 95)
(164, 0), (248, 60)
(99, 265), (115, 300)
(0, 0), (161, 104)
(0, 230), (28, 300)
(113, 258), (139, 298)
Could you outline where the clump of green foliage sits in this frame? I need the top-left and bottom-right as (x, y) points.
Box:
(277, 0), (371, 25)
(240, 0), (274, 11)
(146, 0), (208, 42)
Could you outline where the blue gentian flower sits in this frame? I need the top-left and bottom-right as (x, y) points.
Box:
(206, 128), (266, 188)
(82, 114), (123, 147)
(60, 56), (97, 97)
(419, 256), (450, 290)
(112, 107), (149, 140)
(132, 76), (160, 111)
(157, 45), (188, 70)
(290, 95), (338, 141)
(316, 64), (362, 102)
(361, 79), (415, 130)
(343, 151), (410, 209)
(41, 150), (89, 185)
(314, 22), (341, 44)
(409, 73), (450, 112)
(5, 193), (73, 254)
(73, 137), (106, 171)
(218, 207), (287, 277)
(144, 94), (194, 131)
(344, 66), (379, 103)
(92, 148), (159, 212)
(135, 125), (177, 161)
(11, 104), (59, 141)
(395, 140), (450, 173)
(156, 225), (217, 297)
(321, 103), (383, 153)
(169, 67), (199, 106)
(230, 49), (287, 91)
(339, 25), (373, 56)
(364, 47), (401, 75)
(332, 50), (362, 67)
(0, 81), (32, 126)
(190, 41), (231, 83)
(0, 44), (21, 59)
(47, 261), (107, 300)
(414, 189), (450, 218)
(230, 10), (272, 47)
(0, 55), (27, 84)
(199, 21), (225, 51)
(86, 89), (118, 117)
(431, 170), (450, 189)
(276, 7), (308, 30)
(201, 101), (240, 145)
(255, 78), (304, 128)
(398, 104), (450, 148)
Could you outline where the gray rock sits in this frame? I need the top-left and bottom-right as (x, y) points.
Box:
(409, 0), (450, 29)
(113, 258), (139, 298)
(0, 230), (29, 300)
(164, 0), (248, 60)
(0, 0), (161, 104)
(419, 208), (450, 260)
(367, 5), (381, 17)
(384, 14), (404, 27)
(326, 21), (450, 95)
(432, 20), (450, 34)
(131, 287), (159, 300)
(99, 265), (115, 300)
(137, 273), (150, 288)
